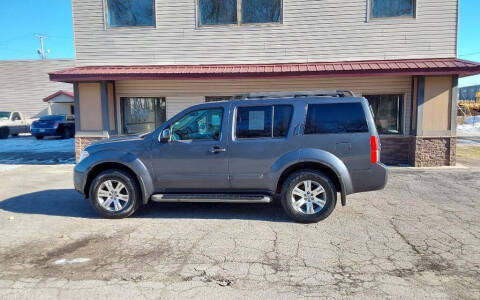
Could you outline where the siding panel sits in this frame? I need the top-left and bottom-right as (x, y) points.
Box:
(0, 60), (74, 117)
(73, 0), (458, 66)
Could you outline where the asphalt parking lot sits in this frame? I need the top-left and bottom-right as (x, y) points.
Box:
(0, 162), (479, 299)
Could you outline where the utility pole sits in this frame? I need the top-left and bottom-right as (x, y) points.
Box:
(35, 34), (50, 60)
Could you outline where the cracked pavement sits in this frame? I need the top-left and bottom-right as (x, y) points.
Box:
(0, 164), (479, 299)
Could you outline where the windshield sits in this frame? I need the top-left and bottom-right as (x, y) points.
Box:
(40, 115), (65, 121)
(0, 112), (10, 120)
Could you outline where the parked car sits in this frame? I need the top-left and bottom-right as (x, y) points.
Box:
(0, 111), (33, 139)
(30, 115), (75, 139)
(74, 90), (388, 223)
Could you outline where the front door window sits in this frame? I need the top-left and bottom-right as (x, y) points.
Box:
(121, 97), (166, 134)
(170, 108), (223, 141)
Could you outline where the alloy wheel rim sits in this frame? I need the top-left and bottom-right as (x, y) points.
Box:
(291, 180), (327, 214)
(97, 180), (129, 212)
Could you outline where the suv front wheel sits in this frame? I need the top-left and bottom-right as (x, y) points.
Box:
(280, 170), (337, 223)
(90, 169), (141, 219)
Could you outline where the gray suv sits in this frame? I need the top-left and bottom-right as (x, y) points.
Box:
(74, 90), (387, 223)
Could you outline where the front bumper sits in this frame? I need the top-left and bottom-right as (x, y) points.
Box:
(73, 165), (87, 196)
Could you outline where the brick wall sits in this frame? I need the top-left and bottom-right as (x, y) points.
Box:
(75, 136), (105, 162)
(379, 137), (412, 165)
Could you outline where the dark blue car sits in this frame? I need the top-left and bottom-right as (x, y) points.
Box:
(30, 115), (75, 139)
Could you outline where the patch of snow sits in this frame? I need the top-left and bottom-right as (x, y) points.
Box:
(0, 136), (74, 153)
(458, 116), (480, 135)
(457, 139), (480, 146)
(464, 116), (480, 125)
(0, 164), (20, 172)
(54, 258), (90, 265)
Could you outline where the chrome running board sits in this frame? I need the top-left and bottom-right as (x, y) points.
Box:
(151, 193), (272, 203)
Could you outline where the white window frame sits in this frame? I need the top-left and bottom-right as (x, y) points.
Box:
(196, 0), (283, 28)
(103, 0), (157, 29)
(367, 0), (416, 22)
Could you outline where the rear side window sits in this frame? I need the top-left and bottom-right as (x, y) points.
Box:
(273, 105), (293, 137)
(236, 106), (272, 138)
(236, 105), (293, 138)
(304, 103), (368, 134)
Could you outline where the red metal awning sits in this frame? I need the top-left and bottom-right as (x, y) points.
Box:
(49, 58), (480, 83)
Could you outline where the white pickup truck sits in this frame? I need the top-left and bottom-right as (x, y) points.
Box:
(0, 111), (33, 139)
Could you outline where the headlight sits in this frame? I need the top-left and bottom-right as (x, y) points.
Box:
(78, 150), (89, 163)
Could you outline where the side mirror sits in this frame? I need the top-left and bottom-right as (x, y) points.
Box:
(159, 128), (170, 143)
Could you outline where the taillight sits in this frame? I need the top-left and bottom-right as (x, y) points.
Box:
(370, 136), (380, 164)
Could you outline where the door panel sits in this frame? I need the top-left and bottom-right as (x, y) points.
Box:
(228, 102), (304, 191)
(150, 106), (230, 191)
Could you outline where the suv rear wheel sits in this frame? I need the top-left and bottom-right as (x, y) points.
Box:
(280, 170), (336, 223)
(90, 169), (141, 219)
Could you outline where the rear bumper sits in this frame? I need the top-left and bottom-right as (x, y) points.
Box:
(350, 163), (388, 193)
(31, 128), (58, 136)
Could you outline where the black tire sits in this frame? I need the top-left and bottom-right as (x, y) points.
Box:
(12, 133), (19, 137)
(89, 169), (141, 219)
(280, 170), (337, 223)
(0, 127), (9, 139)
(35, 135), (44, 140)
(61, 127), (71, 139)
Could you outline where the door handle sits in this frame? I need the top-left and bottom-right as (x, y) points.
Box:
(210, 146), (227, 153)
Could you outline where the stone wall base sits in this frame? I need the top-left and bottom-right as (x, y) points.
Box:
(75, 136), (106, 162)
(380, 136), (456, 167)
(409, 137), (456, 167)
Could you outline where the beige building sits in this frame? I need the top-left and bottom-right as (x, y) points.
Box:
(50, 0), (480, 166)
(0, 60), (74, 117)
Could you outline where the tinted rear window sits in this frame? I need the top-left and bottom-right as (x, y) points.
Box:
(273, 105), (293, 137)
(304, 103), (368, 134)
(40, 115), (65, 121)
(236, 106), (272, 138)
(236, 105), (293, 139)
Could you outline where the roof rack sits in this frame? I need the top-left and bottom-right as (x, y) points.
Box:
(231, 90), (356, 100)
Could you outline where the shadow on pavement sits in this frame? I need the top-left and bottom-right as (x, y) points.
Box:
(0, 189), (291, 222)
(0, 152), (75, 165)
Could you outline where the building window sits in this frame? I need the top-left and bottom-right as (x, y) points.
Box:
(242, 0), (282, 24)
(205, 96), (232, 102)
(198, 0), (282, 26)
(121, 97), (166, 134)
(304, 103), (369, 135)
(105, 0), (155, 27)
(364, 95), (403, 135)
(370, 0), (415, 19)
(236, 105), (292, 138)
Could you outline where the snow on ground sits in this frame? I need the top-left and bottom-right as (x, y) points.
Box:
(457, 139), (480, 146)
(457, 116), (480, 136)
(0, 165), (20, 172)
(0, 136), (74, 153)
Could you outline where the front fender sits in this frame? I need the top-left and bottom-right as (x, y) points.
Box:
(80, 150), (154, 204)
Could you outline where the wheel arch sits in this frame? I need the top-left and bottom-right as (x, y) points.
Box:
(84, 159), (153, 205)
(274, 149), (354, 206)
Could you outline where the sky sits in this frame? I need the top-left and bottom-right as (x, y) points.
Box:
(0, 0), (479, 87)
